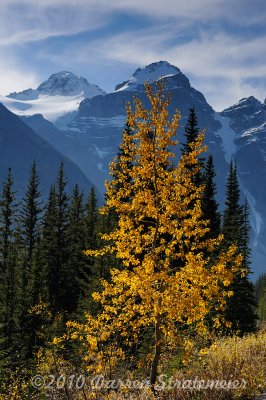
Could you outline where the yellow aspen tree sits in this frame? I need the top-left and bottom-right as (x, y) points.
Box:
(63, 82), (241, 387)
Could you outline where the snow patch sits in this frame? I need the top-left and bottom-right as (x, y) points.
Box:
(214, 113), (237, 162)
(97, 162), (103, 171)
(0, 93), (84, 123)
(242, 122), (266, 140)
(94, 145), (111, 159)
(244, 190), (263, 247)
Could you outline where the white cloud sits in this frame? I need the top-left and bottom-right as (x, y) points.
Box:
(61, 27), (265, 110)
(0, 0), (265, 108)
(0, 0), (264, 47)
(0, 1), (107, 46)
(0, 52), (38, 95)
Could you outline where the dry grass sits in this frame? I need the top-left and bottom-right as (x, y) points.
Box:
(166, 331), (266, 400)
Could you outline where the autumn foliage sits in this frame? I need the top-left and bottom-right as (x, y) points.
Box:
(59, 82), (242, 386)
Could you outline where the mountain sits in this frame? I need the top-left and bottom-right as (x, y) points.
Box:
(221, 97), (266, 274)
(21, 61), (226, 197)
(0, 71), (106, 126)
(1, 61), (266, 277)
(8, 71), (106, 99)
(0, 103), (95, 199)
(58, 61), (225, 189)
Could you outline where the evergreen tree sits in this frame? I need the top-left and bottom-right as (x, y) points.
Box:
(179, 108), (206, 261)
(42, 184), (57, 309)
(222, 161), (257, 334)
(17, 162), (43, 358)
(0, 169), (16, 272)
(255, 273), (265, 325)
(79, 187), (111, 315)
(202, 155), (221, 239)
(54, 164), (71, 314)
(66, 184), (87, 313)
(0, 169), (21, 377)
(181, 107), (204, 186)
(181, 107), (200, 155)
(85, 186), (98, 250)
(0, 169), (17, 348)
(45, 164), (70, 314)
(258, 284), (266, 321)
(255, 274), (266, 301)
(20, 161), (42, 261)
(223, 161), (242, 245)
(240, 199), (252, 270)
(108, 120), (134, 215)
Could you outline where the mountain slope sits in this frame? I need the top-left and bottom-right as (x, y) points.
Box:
(220, 97), (266, 276)
(0, 103), (95, 198)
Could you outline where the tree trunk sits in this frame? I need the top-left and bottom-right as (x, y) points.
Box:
(150, 319), (162, 389)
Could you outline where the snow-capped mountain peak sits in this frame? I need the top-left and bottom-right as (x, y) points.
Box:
(9, 71), (106, 100)
(221, 96), (266, 144)
(37, 71), (106, 97)
(222, 96), (262, 114)
(115, 61), (181, 91)
(3, 71), (106, 124)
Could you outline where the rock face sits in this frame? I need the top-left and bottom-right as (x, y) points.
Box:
(221, 96), (266, 275)
(0, 103), (95, 199)
(222, 96), (266, 134)
(1, 61), (266, 277)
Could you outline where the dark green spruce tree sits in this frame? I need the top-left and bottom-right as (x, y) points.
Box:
(181, 106), (205, 186)
(256, 274), (266, 321)
(202, 155), (221, 239)
(66, 184), (87, 314)
(78, 187), (102, 315)
(47, 163), (70, 315)
(21, 161), (42, 262)
(0, 169), (18, 372)
(182, 106), (200, 155)
(42, 164), (72, 318)
(85, 186), (99, 250)
(222, 161), (257, 334)
(18, 162), (44, 357)
(179, 107), (206, 262)
(109, 120), (134, 217)
(42, 184), (57, 307)
(255, 274), (266, 308)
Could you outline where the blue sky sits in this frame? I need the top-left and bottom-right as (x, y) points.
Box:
(0, 0), (266, 110)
